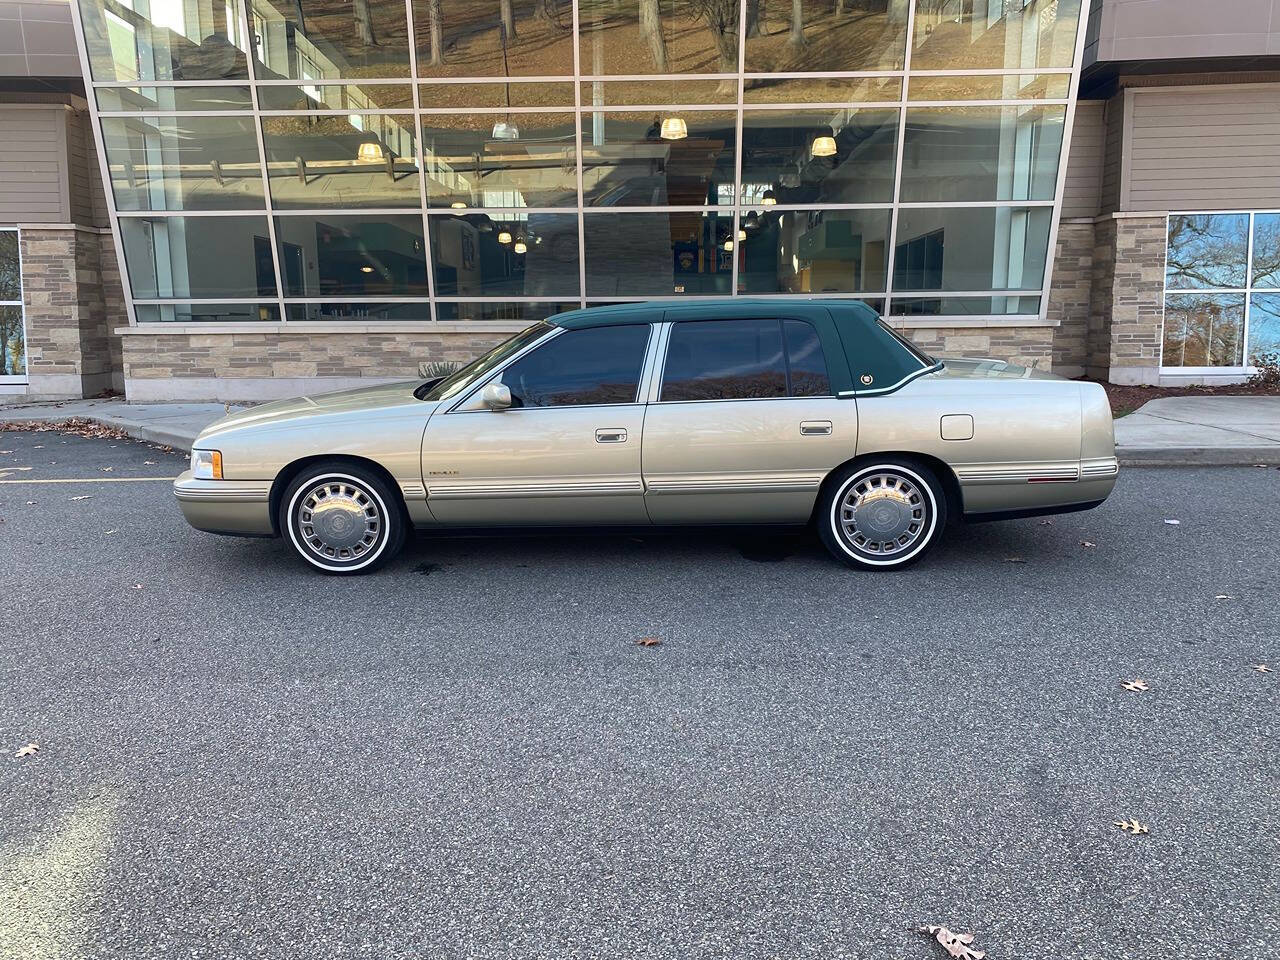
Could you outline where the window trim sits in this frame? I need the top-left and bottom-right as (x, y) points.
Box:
(1160, 210), (1280, 373)
(654, 316), (837, 405)
(0, 227), (28, 384)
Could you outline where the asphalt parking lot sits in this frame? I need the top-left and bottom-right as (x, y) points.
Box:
(1, 427), (1277, 960)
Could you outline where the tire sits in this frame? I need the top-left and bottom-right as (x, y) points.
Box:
(817, 458), (948, 570)
(281, 461), (407, 574)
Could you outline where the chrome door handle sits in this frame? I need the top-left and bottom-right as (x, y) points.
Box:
(800, 421), (832, 436)
(595, 428), (627, 443)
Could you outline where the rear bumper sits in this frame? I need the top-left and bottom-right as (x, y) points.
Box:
(173, 471), (275, 537)
(959, 457), (1119, 518)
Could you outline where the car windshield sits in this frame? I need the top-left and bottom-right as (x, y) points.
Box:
(417, 323), (552, 402)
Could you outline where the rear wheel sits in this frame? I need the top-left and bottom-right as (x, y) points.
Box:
(817, 459), (947, 570)
(281, 462), (406, 574)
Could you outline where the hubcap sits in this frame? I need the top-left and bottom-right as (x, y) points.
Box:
(296, 480), (381, 562)
(838, 472), (927, 556)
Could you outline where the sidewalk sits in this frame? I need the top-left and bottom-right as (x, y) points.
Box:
(3, 394), (1280, 465)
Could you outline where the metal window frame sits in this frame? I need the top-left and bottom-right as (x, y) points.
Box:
(70, 0), (1091, 331)
(1160, 209), (1280, 373)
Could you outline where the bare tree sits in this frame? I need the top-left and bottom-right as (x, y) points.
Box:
(639, 0), (669, 71)
(500, 0), (517, 40)
(425, 0), (444, 64)
(789, 0), (806, 47)
(687, 0), (738, 80)
(745, 0), (763, 37)
(353, 0), (376, 45)
(535, 0), (563, 28)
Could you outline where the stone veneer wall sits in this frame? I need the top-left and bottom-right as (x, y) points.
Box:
(1047, 220), (1095, 376)
(120, 330), (513, 402)
(1089, 215), (1167, 384)
(905, 325), (1055, 371)
(20, 226), (120, 399)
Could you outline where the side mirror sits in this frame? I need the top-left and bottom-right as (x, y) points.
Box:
(481, 382), (512, 411)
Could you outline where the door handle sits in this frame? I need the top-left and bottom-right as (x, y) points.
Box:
(800, 420), (833, 436)
(595, 427), (627, 443)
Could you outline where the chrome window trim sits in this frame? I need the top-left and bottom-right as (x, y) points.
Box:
(843, 361), (944, 398)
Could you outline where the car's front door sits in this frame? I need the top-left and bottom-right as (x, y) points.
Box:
(421, 323), (653, 525)
(642, 316), (856, 524)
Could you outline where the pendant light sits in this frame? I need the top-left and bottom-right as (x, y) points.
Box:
(450, 200), (467, 209)
(513, 238), (528, 254)
(660, 116), (688, 141)
(723, 238), (734, 251)
(810, 134), (837, 157)
(497, 228), (513, 244)
(356, 141), (383, 162)
(761, 188), (777, 206)
(737, 228), (746, 241)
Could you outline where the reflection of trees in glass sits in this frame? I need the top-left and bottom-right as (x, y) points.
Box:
(687, 0), (739, 74)
(743, 0), (908, 73)
(1162, 293), (1244, 367)
(1165, 214), (1249, 290)
(1249, 295), (1280, 360)
(639, 0), (669, 70)
(425, 0), (444, 64)
(0, 308), (23, 377)
(1252, 214), (1280, 288)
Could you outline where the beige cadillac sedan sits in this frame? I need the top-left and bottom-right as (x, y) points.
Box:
(174, 300), (1118, 574)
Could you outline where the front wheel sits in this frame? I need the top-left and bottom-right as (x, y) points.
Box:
(281, 462), (406, 574)
(817, 459), (947, 570)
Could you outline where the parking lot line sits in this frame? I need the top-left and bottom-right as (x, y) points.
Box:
(0, 477), (178, 484)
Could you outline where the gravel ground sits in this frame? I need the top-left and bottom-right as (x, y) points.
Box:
(0, 430), (1277, 960)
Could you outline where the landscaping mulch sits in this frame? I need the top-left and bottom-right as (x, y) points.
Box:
(1080, 378), (1280, 418)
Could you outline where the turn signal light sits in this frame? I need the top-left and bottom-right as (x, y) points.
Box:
(192, 449), (223, 480)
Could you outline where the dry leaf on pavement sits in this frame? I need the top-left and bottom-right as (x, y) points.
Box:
(1122, 679), (1149, 692)
(1080, 540), (1097, 548)
(69, 495), (93, 501)
(1254, 664), (1272, 673)
(130, 583), (143, 590)
(1039, 518), (1054, 525)
(1163, 519), (1181, 525)
(1004, 556), (1026, 563)
(919, 926), (985, 959)
(1116, 818), (1149, 835)
(14, 742), (39, 758)
(636, 637), (662, 647)
(1214, 595), (1235, 600)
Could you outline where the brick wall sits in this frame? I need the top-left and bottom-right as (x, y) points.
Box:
(1047, 220), (1094, 375)
(1088, 215), (1167, 384)
(904, 326), (1055, 370)
(20, 226), (117, 398)
(120, 329), (512, 401)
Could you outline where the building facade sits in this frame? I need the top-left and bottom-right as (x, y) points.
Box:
(0, 0), (1277, 400)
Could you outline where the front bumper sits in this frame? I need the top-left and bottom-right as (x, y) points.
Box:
(173, 470), (276, 537)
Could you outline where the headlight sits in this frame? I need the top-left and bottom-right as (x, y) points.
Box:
(191, 449), (223, 480)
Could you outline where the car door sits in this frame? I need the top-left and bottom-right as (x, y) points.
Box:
(420, 323), (654, 526)
(642, 315), (856, 524)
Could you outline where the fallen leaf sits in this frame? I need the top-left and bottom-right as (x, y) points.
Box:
(1115, 818), (1149, 835)
(14, 742), (39, 758)
(636, 637), (662, 647)
(919, 925), (985, 960)
(1163, 519), (1181, 525)
(144, 460), (158, 465)
(100, 466), (114, 473)
(25, 500), (36, 506)
(130, 583), (143, 590)
(1080, 540), (1097, 548)
(104, 529), (118, 535)
(69, 495), (93, 501)
(1038, 518), (1054, 525)
(1214, 595), (1235, 600)
(1004, 556), (1026, 563)
(1122, 679), (1149, 692)
(1254, 664), (1272, 673)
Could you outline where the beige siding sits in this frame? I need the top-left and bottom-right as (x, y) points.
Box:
(65, 108), (110, 228)
(0, 105), (68, 223)
(1062, 100), (1104, 218)
(1099, 92), (1125, 214)
(1125, 85), (1280, 211)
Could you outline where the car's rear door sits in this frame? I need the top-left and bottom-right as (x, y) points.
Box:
(421, 323), (655, 525)
(641, 312), (856, 524)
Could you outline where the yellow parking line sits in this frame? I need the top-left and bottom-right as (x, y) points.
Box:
(0, 477), (178, 484)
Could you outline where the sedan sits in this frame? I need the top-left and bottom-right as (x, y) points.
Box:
(174, 300), (1118, 573)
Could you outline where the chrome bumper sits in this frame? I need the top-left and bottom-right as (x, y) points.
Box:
(173, 470), (275, 537)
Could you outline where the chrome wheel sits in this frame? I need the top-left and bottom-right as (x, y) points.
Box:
(837, 471), (928, 557)
(294, 478), (383, 563)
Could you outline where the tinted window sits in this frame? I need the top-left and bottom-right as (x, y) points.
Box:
(784, 319), (831, 397)
(662, 319), (787, 401)
(501, 325), (649, 407)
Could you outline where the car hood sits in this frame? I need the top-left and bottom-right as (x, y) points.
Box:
(937, 358), (1064, 381)
(199, 381), (430, 439)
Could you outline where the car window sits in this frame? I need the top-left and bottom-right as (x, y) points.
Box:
(784, 319), (831, 397)
(500, 324), (650, 407)
(661, 318), (830, 401)
(421, 322), (550, 402)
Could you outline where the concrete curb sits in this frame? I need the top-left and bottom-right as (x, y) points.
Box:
(1118, 448), (1280, 467)
(0, 411), (205, 452)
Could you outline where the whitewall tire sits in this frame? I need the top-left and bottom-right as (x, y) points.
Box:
(817, 459), (947, 570)
(281, 463), (407, 574)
